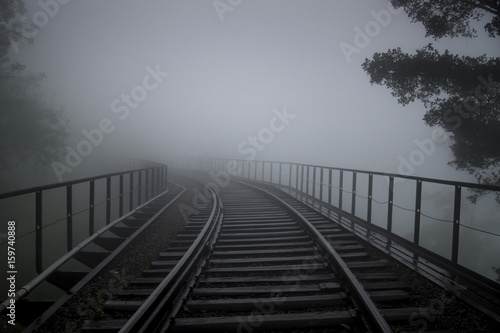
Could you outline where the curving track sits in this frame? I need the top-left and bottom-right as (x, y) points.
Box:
(33, 175), (500, 332)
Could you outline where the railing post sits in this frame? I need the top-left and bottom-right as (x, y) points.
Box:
(165, 165), (168, 191)
(387, 176), (394, 232)
(66, 184), (73, 251)
(278, 163), (282, 185)
(89, 180), (95, 235)
(160, 167), (164, 192)
(145, 169), (149, 201)
(261, 162), (264, 181)
(328, 169), (332, 205)
(306, 165), (309, 195)
(367, 174), (373, 223)
(106, 176), (111, 224)
(36, 190), (43, 273)
(288, 163), (292, 187)
(119, 174), (124, 217)
(452, 185), (461, 263)
(301, 165), (305, 193)
(312, 167), (316, 198)
(154, 167), (157, 195)
(152, 168), (156, 197)
(351, 172), (357, 215)
(154, 167), (158, 196)
(339, 170), (343, 210)
(129, 172), (134, 211)
(320, 168), (324, 202)
(414, 180), (422, 246)
(270, 162), (273, 183)
(138, 171), (142, 205)
(295, 164), (299, 190)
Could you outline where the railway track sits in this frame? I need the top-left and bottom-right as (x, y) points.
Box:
(168, 181), (412, 332)
(34, 176), (500, 332)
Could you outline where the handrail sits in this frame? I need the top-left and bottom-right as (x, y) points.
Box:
(0, 186), (171, 314)
(0, 162), (168, 274)
(205, 158), (500, 191)
(0, 160), (165, 199)
(201, 158), (500, 276)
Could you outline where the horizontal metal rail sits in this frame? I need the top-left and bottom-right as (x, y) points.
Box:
(0, 162), (167, 282)
(203, 158), (500, 269)
(0, 161), (166, 199)
(0, 186), (172, 315)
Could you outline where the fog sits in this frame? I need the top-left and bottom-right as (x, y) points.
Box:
(10, 0), (496, 185)
(2, 0), (500, 289)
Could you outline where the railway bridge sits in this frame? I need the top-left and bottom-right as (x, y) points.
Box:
(1, 158), (500, 332)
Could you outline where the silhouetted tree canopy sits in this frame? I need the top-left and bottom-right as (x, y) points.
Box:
(363, 45), (500, 201)
(0, 0), (68, 175)
(390, 0), (500, 38)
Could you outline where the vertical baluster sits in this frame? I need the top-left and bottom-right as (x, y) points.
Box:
(288, 163), (292, 187)
(129, 172), (134, 211)
(367, 174), (373, 223)
(270, 162), (273, 183)
(89, 180), (95, 235)
(67, 184), (73, 251)
(138, 171), (142, 206)
(106, 177), (111, 224)
(339, 170), (343, 211)
(320, 168), (324, 202)
(351, 172), (357, 215)
(312, 167), (316, 198)
(119, 174), (124, 216)
(165, 165), (168, 191)
(300, 165), (305, 193)
(145, 169), (149, 201)
(452, 185), (461, 263)
(36, 191), (43, 273)
(387, 176), (394, 232)
(278, 163), (282, 185)
(414, 180), (422, 247)
(328, 169), (332, 205)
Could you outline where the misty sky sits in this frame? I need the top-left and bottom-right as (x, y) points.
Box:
(15, 0), (500, 182)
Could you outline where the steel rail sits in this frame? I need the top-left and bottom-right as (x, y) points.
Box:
(236, 179), (393, 333)
(119, 182), (224, 333)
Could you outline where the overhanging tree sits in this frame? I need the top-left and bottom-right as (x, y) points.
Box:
(363, 3), (500, 202)
(0, 0), (68, 178)
(390, 0), (500, 38)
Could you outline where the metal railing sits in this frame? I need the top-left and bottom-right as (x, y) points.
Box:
(0, 161), (167, 273)
(205, 158), (500, 278)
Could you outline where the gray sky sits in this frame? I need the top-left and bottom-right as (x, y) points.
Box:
(15, 0), (500, 182)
